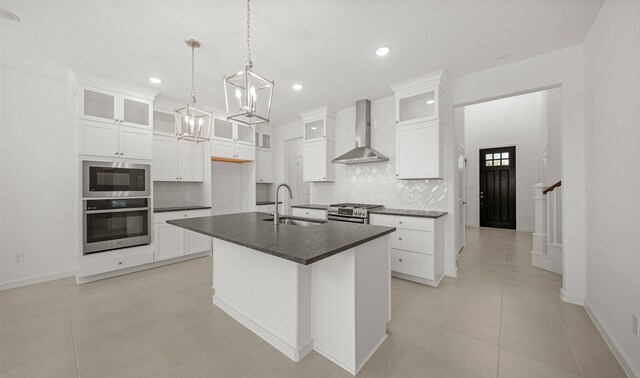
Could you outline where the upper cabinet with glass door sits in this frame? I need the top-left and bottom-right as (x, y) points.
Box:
(390, 70), (447, 127)
(255, 131), (271, 150)
(212, 118), (254, 145)
(79, 86), (153, 129)
(300, 106), (336, 142)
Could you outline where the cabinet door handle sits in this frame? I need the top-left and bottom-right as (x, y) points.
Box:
(399, 221), (403, 224)
(176, 177), (179, 180)
(115, 152), (119, 155)
(398, 258), (403, 262)
(399, 237), (403, 241)
(118, 261), (123, 265)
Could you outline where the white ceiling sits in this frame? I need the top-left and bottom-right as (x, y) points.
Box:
(1, 0), (602, 125)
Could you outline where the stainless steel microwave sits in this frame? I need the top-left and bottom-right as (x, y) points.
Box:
(82, 161), (150, 198)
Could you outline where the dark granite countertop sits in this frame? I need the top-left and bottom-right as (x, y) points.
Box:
(256, 201), (283, 205)
(369, 208), (447, 218)
(154, 206), (212, 213)
(167, 212), (395, 265)
(290, 204), (330, 210)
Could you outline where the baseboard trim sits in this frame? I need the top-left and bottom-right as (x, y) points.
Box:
(531, 251), (562, 275)
(584, 300), (638, 378)
(76, 252), (210, 284)
(560, 289), (585, 305)
(0, 270), (76, 291)
(213, 295), (312, 362)
(314, 334), (388, 376)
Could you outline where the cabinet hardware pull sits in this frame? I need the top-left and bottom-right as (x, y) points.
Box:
(118, 261), (123, 265)
(399, 258), (403, 262)
(399, 221), (403, 224)
(399, 237), (403, 240)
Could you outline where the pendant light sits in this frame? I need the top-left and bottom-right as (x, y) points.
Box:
(224, 0), (274, 126)
(175, 38), (213, 143)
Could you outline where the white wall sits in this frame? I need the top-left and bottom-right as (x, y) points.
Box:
(542, 88), (562, 184)
(464, 91), (547, 231)
(450, 45), (586, 303)
(211, 161), (253, 215)
(583, 1), (640, 375)
(1, 67), (76, 287)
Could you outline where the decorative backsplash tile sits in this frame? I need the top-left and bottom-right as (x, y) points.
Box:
(344, 162), (447, 210)
(153, 182), (206, 208)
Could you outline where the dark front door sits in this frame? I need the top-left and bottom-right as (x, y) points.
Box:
(479, 146), (516, 229)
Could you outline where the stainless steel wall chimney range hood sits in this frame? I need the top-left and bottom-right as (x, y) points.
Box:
(332, 99), (389, 164)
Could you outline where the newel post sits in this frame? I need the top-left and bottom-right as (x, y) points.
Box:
(532, 183), (548, 258)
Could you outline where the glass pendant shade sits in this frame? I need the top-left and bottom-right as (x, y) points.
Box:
(175, 101), (212, 142)
(224, 62), (274, 126)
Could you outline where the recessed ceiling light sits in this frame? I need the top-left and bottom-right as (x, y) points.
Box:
(292, 83), (303, 91)
(425, 99), (435, 104)
(0, 8), (20, 22)
(375, 46), (390, 57)
(148, 77), (163, 84)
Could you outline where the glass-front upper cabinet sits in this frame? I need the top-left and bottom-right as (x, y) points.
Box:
(390, 72), (446, 126)
(153, 110), (176, 134)
(81, 88), (117, 123)
(256, 131), (271, 149)
(121, 95), (151, 128)
(397, 88), (438, 124)
(300, 106), (336, 142)
(79, 86), (152, 128)
(235, 123), (254, 145)
(212, 119), (234, 141)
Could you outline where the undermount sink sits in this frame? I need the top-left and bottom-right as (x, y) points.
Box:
(264, 216), (327, 227)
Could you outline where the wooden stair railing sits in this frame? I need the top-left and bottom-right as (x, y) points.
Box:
(543, 180), (562, 195)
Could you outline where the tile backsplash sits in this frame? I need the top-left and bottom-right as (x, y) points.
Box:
(344, 162), (448, 210)
(153, 182), (207, 208)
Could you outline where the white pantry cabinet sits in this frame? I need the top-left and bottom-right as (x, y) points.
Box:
(153, 134), (204, 182)
(79, 86), (153, 129)
(211, 119), (256, 161)
(396, 120), (441, 179)
(212, 140), (255, 161)
(79, 119), (152, 160)
(303, 140), (335, 182)
(154, 209), (212, 262)
(212, 119), (255, 145)
(255, 149), (273, 183)
(370, 213), (445, 287)
(291, 207), (327, 220)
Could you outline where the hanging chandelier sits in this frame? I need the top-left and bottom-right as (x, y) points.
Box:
(223, 0), (274, 126)
(175, 38), (213, 143)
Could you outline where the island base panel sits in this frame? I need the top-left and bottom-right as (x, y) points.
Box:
(213, 239), (313, 361)
(312, 235), (390, 375)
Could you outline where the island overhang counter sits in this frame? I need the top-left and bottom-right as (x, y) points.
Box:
(168, 212), (395, 375)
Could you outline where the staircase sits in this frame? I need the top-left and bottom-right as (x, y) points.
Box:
(531, 181), (562, 274)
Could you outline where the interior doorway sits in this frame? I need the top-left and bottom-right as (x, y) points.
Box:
(295, 154), (310, 205)
(479, 146), (516, 229)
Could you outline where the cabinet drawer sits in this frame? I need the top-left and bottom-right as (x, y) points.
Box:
(370, 214), (434, 232)
(154, 209), (211, 223)
(390, 249), (434, 280)
(256, 204), (275, 214)
(291, 208), (327, 220)
(390, 229), (434, 255)
(78, 250), (154, 277)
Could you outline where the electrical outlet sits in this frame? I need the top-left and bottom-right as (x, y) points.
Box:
(13, 252), (24, 263)
(633, 314), (640, 338)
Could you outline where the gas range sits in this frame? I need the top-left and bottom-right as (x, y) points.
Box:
(327, 203), (384, 224)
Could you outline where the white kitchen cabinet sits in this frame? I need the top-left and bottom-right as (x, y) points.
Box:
(303, 140), (335, 182)
(153, 110), (176, 134)
(256, 149), (273, 183)
(211, 119), (256, 161)
(370, 214), (444, 287)
(79, 119), (152, 160)
(153, 135), (204, 182)
(256, 203), (283, 215)
(154, 209), (212, 261)
(255, 131), (271, 150)
(291, 207), (327, 220)
(396, 120), (441, 179)
(155, 223), (185, 261)
(212, 118), (255, 145)
(300, 106), (336, 142)
(79, 86), (152, 129)
(389, 71), (445, 127)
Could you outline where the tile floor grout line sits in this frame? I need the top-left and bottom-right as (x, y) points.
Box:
(551, 293), (586, 378)
(117, 283), (181, 378)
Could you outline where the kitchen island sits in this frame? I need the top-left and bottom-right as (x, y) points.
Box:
(168, 212), (395, 375)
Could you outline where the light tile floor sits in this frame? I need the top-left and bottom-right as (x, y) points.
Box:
(0, 227), (627, 377)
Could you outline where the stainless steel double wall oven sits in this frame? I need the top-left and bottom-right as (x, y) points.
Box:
(82, 161), (151, 254)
